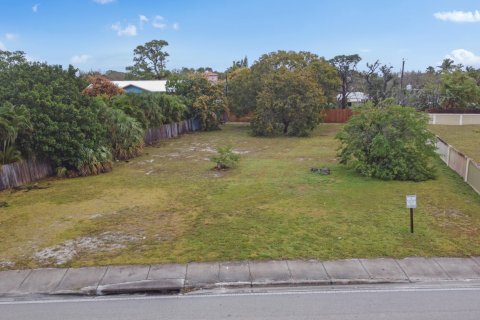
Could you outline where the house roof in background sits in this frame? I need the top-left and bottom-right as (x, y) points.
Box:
(336, 92), (368, 102)
(112, 80), (167, 92)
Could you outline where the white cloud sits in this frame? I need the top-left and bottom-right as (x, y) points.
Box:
(139, 15), (149, 29)
(32, 4), (39, 13)
(111, 22), (137, 36)
(434, 10), (480, 23)
(172, 23), (180, 30)
(5, 33), (17, 41)
(0, 41), (6, 50)
(359, 48), (370, 53)
(70, 54), (92, 64)
(152, 16), (167, 29)
(446, 49), (480, 67)
(93, 0), (115, 4)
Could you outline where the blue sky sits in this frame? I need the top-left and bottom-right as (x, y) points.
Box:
(1, 0), (480, 73)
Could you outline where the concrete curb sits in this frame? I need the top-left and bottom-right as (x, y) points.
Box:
(1, 256), (480, 297)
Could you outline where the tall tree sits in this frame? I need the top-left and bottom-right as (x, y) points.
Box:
(0, 50), (27, 71)
(227, 56), (249, 72)
(330, 54), (361, 109)
(227, 67), (256, 116)
(104, 70), (127, 81)
(250, 50), (338, 101)
(363, 60), (395, 105)
(226, 50), (338, 135)
(437, 58), (462, 73)
(251, 68), (325, 136)
(441, 70), (480, 109)
(126, 40), (169, 80)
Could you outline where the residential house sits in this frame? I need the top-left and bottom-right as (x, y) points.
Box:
(112, 80), (168, 93)
(205, 71), (219, 83)
(336, 92), (369, 107)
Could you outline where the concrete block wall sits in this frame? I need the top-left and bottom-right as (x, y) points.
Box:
(429, 114), (480, 125)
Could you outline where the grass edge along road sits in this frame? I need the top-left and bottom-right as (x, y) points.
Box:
(0, 123), (480, 270)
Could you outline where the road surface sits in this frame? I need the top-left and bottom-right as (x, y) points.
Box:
(2, 283), (480, 319)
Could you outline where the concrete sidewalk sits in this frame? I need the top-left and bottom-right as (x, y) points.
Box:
(1, 257), (480, 297)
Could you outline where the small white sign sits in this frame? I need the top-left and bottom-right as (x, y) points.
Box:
(406, 195), (417, 209)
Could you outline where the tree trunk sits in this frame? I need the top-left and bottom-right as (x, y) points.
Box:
(341, 83), (348, 109)
(283, 122), (289, 134)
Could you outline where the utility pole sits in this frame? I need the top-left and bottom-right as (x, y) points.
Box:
(225, 72), (228, 97)
(400, 58), (405, 105)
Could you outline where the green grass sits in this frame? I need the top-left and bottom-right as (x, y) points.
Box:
(1, 123), (480, 270)
(429, 125), (480, 162)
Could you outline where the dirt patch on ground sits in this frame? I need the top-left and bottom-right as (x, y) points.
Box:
(0, 260), (15, 268)
(34, 232), (142, 266)
(430, 207), (479, 234)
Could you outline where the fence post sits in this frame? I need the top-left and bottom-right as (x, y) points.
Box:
(446, 145), (450, 166)
(465, 158), (470, 182)
(460, 114), (464, 125)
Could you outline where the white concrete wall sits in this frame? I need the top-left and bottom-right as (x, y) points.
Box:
(435, 137), (480, 196)
(429, 114), (480, 125)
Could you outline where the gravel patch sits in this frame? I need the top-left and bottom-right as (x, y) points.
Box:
(34, 232), (141, 265)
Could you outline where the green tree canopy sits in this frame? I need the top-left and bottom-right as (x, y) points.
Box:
(441, 70), (480, 110)
(168, 73), (227, 131)
(251, 67), (326, 136)
(247, 51), (336, 136)
(227, 67), (256, 117)
(227, 50), (339, 135)
(0, 51), (111, 174)
(126, 40), (170, 80)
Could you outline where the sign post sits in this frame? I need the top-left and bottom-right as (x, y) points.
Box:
(406, 195), (416, 233)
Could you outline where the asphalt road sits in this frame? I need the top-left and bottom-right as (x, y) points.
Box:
(2, 284), (480, 320)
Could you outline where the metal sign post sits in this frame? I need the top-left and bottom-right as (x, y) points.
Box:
(406, 195), (416, 233)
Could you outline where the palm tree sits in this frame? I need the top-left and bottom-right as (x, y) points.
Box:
(0, 102), (31, 164)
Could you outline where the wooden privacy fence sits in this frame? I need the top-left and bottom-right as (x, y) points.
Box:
(144, 118), (200, 145)
(322, 109), (353, 123)
(436, 137), (480, 195)
(0, 159), (54, 190)
(227, 112), (254, 123)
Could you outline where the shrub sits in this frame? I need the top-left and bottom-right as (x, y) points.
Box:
(97, 100), (145, 160)
(0, 102), (31, 164)
(109, 93), (187, 129)
(0, 61), (112, 174)
(82, 75), (125, 98)
(336, 104), (437, 181)
(168, 73), (227, 131)
(192, 95), (226, 131)
(210, 146), (240, 169)
(109, 94), (149, 128)
(0, 145), (22, 164)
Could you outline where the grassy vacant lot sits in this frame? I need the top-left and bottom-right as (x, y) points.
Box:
(429, 125), (480, 162)
(1, 123), (480, 270)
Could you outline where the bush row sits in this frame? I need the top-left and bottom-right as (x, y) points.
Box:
(0, 52), (192, 176)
